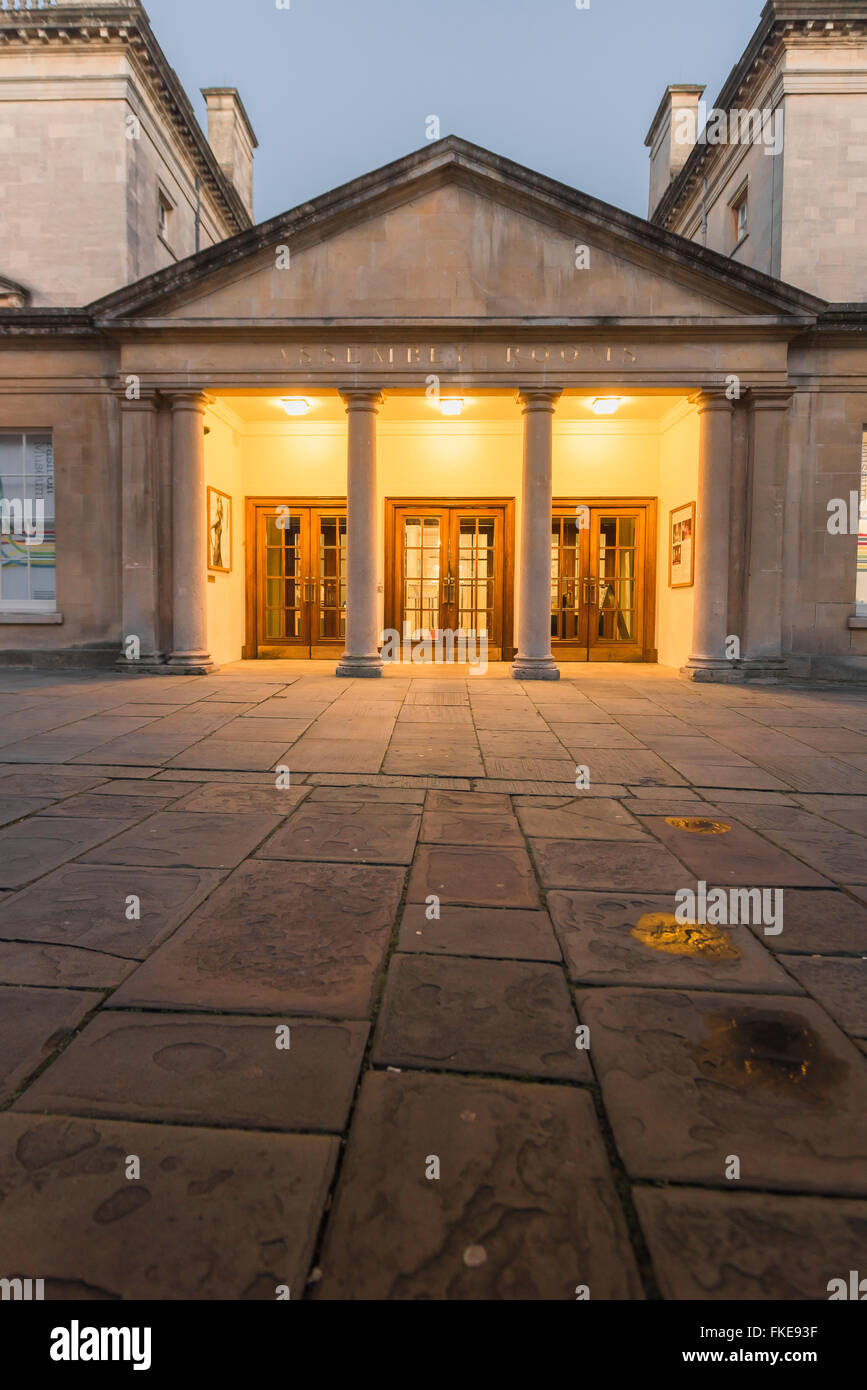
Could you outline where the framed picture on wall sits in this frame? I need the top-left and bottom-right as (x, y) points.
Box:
(207, 487), (232, 573)
(669, 502), (695, 589)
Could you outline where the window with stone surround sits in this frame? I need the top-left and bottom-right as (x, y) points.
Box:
(0, 431), (56, 612)
(858, 429), (867, 617)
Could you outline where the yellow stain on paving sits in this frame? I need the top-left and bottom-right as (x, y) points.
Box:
(631, 912), (741, 960)
(665, 817), (733, 835)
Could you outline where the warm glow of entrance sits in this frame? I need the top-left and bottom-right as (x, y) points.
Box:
(439, 398), (464, 416)
(591, 397), (622, 416)
(280, 397), (311, 417)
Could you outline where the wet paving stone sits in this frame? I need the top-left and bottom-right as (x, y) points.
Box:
(16, 1013), (368, 1133)
(577, 987), (867, 1194)
(531, 838), (689, 892)
(0, 986), (96, 1102)
(398, 905), (562, 961)
(784, 956), (867, 1038)
(638, 815), (832, 887)
(0, 942), (135, 990)
(408, 845), (540, 908)
(109, 860), (403, 1018)
(79, 810), (281, 870)
(514, 796), (648, 841)
(0, 1113), (337, 1300)
(373, 954), (588, 1081)
(0, 864), (225, 958)
(548, 891), (802, 993)
(258, 802), (421, 865)
(635, 1186), (867, 1301)
(314, 1070), (642, 1300)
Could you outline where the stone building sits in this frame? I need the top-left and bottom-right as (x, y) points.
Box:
(1, 0), (865, 681)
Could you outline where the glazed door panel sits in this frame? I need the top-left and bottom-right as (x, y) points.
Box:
(551, 503), (653, 663)
(249, 501), (346, 659)
(393, 503), (507, 661)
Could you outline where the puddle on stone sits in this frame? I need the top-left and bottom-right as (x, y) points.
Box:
(665, 817), (733, 835)
(692, 1010), (849, 1103)
(631, 912), (741, 961)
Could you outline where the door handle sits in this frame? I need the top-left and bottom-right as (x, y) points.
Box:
(303, 578), (316, 604)
(444, 575), (456, 603)
(582, 577), (597, 606)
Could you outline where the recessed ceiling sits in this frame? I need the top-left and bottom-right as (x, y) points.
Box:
(217, 390), (688, 424)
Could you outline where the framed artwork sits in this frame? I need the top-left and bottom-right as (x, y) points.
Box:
(207, 487), (232, 573)
(669, 502), (695, 589)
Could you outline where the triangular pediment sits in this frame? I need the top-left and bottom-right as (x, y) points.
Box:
(90, 138), (825, 323)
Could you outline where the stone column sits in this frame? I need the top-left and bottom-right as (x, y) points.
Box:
(116, 390), (164, 672)
(683, 389), (736, 681)
(166, 391), (215, 674)
(741, 389), (793, 676)
(337, 388), (384, 678)
(512, 387), (562, 681)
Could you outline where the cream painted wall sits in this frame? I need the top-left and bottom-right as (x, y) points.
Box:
(204, 409), (247, 666)
(656, 403), (700, 669)
(206, 408), (689, 665)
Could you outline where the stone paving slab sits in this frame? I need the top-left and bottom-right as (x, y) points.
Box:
(109, 860), (403, 1018)
(0, 986), (96, 1102)
(408, 845), (540, 908)
(308, 785), (426, 804)
(39, 791), (183, 820)
(744, 888), (867, 955)
(0, 942), (135, 990)
(784, 956), (867, 1037)
(314, 1070), (643, 1300)
(165, 738), (292, 772)
(0, 771), (107, 797)
(289, 737), (390, 773)
(637, 814), (833, 887)
(398, 904), (562, 960)
(0, 795), (58, 827)
(170, 783), (311, 816)
(79, 810), (281, 870)
(0, 1113), (337, 1300)
(16, 1013), (368, 1133)
(0, 815), (134, 889)
(531, 838), (689, 892)
(635, 1187), (867, 1301)
(710, 804), (867, 884)
(373, 954), (589, 1081)
(419, 810), (524, 846)
(258, 802), (421, 865)
(548, 891), (803, 993)
(577, 986), (867, 1194)
(0, 864), (226, 958)
(514, 796), (648, 840)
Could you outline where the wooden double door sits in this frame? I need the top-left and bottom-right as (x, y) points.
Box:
(245, 499), (347, 659)
(386, 500), (514, 662)
(551, 501), (656, 662)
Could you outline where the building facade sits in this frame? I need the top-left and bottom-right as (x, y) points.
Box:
(1, 0), (866, 681)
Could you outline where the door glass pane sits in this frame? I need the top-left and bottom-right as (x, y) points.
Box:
(403, 516), (441, 635)
(263, 511), (301, 643)
(551, 514), (583, 641)
(596, 515), (637, 643)
(456, 517), (495, 637)
(319, 514), (346, 639)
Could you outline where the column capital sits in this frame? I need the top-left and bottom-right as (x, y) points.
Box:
(339, 387), (384, 411)
(165, 389), (213, 413)
(516, 387), (563, 412)
(689, 388), (735, 414)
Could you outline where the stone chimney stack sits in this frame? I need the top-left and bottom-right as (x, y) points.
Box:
(202, 88), (258, 221)
(644, 85), (705, 219)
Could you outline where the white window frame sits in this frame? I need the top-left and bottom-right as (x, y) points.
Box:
(0, 430), (56, 613)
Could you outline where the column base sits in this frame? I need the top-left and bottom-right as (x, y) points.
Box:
(336, 654), (384, 679)
(681, 657), (744, 684)
(511, 655), (561, 682)
(115, 654), (167, 675)
(165, 652), (217, 675)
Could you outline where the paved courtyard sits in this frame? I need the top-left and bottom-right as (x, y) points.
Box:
(0, 661), (866, 1300)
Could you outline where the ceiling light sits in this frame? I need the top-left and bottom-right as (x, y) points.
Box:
(439, 398), (464, 417)
(280, 397), (310, 417)
(591, 398), (622, 416)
